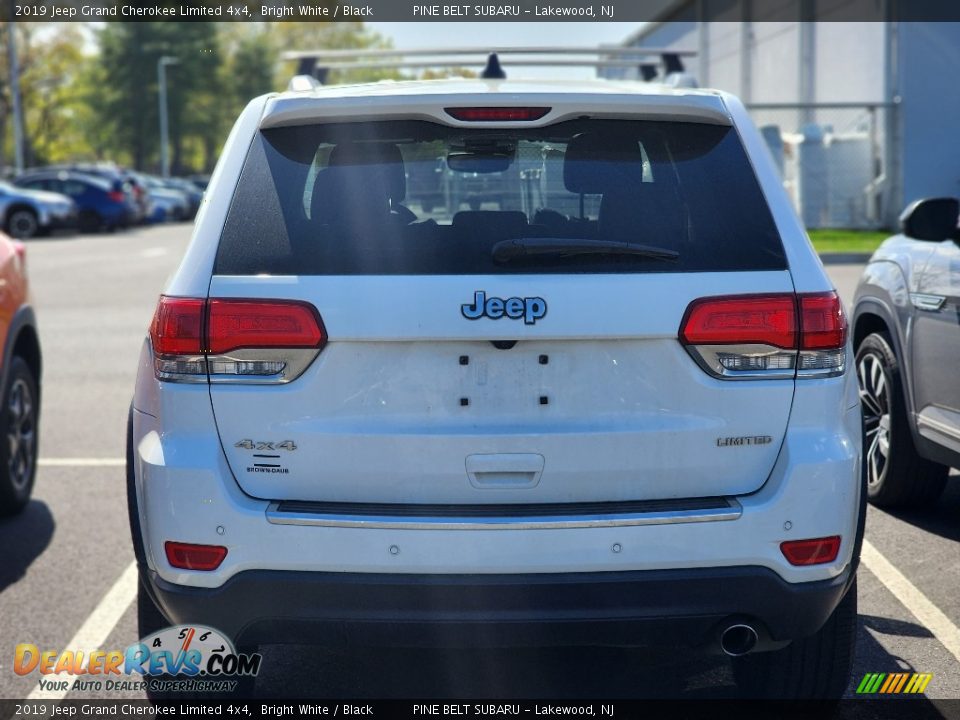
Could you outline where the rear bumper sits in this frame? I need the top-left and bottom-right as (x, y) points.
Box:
(145, 563), (854, 650)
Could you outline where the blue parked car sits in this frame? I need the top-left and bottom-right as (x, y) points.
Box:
(14, 170), (134, 233)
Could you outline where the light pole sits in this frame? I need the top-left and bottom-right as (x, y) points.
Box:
(157, 56), (180, 178)
(7, 22), (25, 173)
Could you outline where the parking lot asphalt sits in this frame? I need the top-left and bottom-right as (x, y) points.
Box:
(0, 225), (957, 714)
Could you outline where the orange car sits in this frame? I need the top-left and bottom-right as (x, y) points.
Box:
(0, 231), (41, 517)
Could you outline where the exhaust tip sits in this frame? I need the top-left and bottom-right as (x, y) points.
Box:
(720, 623), (758, 657)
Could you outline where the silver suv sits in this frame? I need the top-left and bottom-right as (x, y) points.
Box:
(854, 197), (960, 508)
(128, 76), (864, 699)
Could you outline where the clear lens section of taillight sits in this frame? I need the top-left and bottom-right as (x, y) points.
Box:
(149, 296), (326, 384)
(680, 292), (846, 380)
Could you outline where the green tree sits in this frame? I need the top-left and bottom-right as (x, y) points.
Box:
(95, 21), (221, 173)
(216, 23), (275, 123)
(1, 22), (99, 170)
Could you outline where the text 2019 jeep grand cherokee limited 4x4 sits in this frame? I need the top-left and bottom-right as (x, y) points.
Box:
(128, 78), (864, 699)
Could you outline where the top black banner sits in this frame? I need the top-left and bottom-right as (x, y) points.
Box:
(5, 0), (960, 23)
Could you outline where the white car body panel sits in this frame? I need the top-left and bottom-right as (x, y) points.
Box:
(207, 271), (796, 503)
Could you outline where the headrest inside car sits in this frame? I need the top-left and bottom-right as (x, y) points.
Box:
(563, 133), (646, 195)
(328, 142), (406, 202)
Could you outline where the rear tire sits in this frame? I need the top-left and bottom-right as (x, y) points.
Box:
(732, 578), (857, 699)
(855, 332), (947, 507)
(6, 208), (39, 239)
(0, 357), (39, 517)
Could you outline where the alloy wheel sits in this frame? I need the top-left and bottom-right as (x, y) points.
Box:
(857, 353), (890, 490)
(7, 377), (35, 492)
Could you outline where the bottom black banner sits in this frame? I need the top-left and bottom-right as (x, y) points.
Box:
(3, 699), (960, 720)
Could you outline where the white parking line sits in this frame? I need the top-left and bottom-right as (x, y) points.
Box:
(38, 458), (125, 467)
(26, 562), (139, 701)
(861, 538), (960, 665)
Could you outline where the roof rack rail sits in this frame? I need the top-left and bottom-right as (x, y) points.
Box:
(280, 46), (696, 86)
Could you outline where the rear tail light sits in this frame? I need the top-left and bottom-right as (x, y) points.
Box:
(780, 536), (841, 566)
(797, 293), (847, 375)
(679, 292), (846, 379)
(444, 107), (551, 122)
(107, 190), (126, 203)
(165, 541), (228, 571)
(207, 300), (324, 353)
(150, 296), (326, 384)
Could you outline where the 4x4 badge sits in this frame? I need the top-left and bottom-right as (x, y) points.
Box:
(461, 291), (547, 325)
(235, 439), (297, 451)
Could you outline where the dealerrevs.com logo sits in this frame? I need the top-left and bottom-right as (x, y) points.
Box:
(14, 625), (261, 695)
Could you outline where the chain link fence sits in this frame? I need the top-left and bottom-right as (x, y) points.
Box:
(747, 103), (898, 230)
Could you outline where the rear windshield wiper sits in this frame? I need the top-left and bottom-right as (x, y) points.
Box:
(492, 237), (680, 265)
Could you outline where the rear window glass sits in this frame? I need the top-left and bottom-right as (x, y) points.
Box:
(214, 119), (786, 275)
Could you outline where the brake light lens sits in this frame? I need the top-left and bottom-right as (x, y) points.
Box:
(679, 292), (846, 379)
(680, 295), (797, 349)
(149, 296), (326, 384)
(208, 300), (324, 354)
(444, 107), (551, 122)
(107, 190), (126, 203)
(799, 293), (847, 350)
(780, 536), (841, 566)
(165, 541), (227, 571)
(150, 297), (204, 355)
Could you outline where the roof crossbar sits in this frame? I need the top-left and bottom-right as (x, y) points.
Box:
(281, 47), (695, 85)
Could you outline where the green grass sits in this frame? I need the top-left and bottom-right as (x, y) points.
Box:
(808, 229), (890, 254)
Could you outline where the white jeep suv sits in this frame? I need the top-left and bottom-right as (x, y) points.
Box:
(128, 76), (864, 699)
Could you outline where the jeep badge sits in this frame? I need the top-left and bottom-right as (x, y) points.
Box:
(461, 291), (547, 325)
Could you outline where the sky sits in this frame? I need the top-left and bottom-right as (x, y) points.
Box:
(366, 22), (642, 78)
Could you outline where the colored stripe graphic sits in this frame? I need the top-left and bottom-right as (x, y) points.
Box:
(855, 674), (876, 694)
(906, 674), (933, 694)
(879, 674), (897, 693)
(856, 672), (932, 694)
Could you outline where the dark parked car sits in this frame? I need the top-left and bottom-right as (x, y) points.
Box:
(15, 171), (134, 233)
(853, 197), (960, 507)
(51, 163), (147, 224)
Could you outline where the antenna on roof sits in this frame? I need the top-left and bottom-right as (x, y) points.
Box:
(663, 53), (684, 74)
(481, 53), (506, 80)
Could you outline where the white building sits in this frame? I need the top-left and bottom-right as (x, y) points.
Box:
(605, 4), (960, 229)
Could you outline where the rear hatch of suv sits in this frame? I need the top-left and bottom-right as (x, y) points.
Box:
(202, 111), (795, 504)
